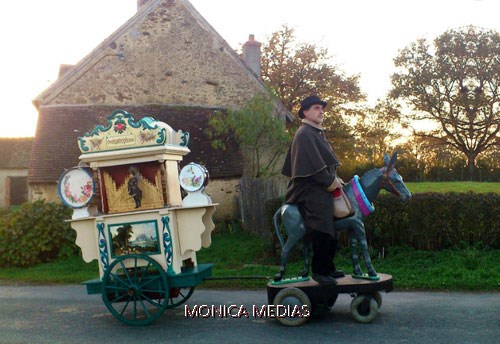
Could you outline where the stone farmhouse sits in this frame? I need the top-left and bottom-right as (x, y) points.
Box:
(30, 0), (290, 220)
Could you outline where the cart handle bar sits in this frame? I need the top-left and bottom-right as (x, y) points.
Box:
(204, 276), (270, 280)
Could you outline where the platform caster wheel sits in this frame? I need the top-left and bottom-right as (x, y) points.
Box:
(102, 254), (169, 326)
(273, 288), (311, 327)
(350, 294), (379, 323)
(372, 291), (382, 309)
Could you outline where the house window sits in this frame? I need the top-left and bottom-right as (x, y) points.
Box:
(7, 176), (28, 206)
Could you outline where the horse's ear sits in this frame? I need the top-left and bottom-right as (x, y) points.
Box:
(387, 152), (398, 170)
(383, 153), (390, 166)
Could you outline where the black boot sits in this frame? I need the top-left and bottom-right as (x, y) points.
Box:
(329, 238), (345, 278)
(312, 273), (337, 285)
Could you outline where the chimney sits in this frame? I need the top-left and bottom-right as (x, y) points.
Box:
(58, 64), (74, 79)
(242, 34), (262, 77)
(137, 0), (152, 10)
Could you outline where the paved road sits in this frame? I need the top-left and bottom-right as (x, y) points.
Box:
(1, 284), (499, 343)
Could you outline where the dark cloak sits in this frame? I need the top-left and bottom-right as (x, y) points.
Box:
(282, 124), (340, 178)
(281, 123), (341, 235)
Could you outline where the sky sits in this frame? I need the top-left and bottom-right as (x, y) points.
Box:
(0, 0), (499, 137)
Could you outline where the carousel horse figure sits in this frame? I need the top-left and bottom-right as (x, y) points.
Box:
(273, 152), (411, 281)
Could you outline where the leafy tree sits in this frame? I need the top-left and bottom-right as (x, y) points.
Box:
(261, 25), (364, 115)
(390, 26), (500, 180)
(260, 25), (365, 175)
(352, 100), (402, 165)
(322, 106), (357, 170)
(116, 224), (133, 248)
(206, 94), (291, 178)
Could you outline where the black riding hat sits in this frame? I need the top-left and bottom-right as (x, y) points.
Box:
(298, 95), (327, 118)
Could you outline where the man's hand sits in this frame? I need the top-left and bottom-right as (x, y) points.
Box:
(325, 176), (342, 192)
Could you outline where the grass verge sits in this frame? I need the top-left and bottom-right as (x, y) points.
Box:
(1, 226), (499, 291)
(404, 181), (500, 194)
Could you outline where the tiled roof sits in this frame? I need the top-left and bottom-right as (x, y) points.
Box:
(0, 137), (33, 169)
(28, 105), (243, 183)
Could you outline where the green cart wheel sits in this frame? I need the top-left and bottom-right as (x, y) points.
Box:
(167, 287), (195, 309)
(102, 254), (169, 326)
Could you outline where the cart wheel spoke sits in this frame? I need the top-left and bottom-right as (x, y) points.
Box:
(119, 299), (132, 316)
(133, 256), (139, 282)
(133, 296), (138, 320)
(119, 260), (133, 285)
(108, 273), (129, 288)
(136, 262), (153, 285)
(109, 293), (129, 304)
(138, 291), (163, 308)
(139, 274), (163, 288)
(104, 285), (129, 292)
(138, 298), (151, 318)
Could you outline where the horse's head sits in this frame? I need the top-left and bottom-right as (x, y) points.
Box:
(381, 152), (412, 201)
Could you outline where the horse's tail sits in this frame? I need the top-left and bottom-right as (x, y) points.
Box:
(273, 206), (285, 248)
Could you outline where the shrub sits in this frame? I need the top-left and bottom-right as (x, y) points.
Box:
(0, 200), (78, 268)
(265, 193), (500, 251)
(365, 192), (500, 250)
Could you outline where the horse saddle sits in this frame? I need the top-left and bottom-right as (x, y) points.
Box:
(332, 188), (354, 219)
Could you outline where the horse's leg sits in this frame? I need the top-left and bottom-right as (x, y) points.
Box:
(358, 224), (377, 277)
(349, 230), (363, 276)
(274, 237), (299, 281)
(274, 204), (307, 281)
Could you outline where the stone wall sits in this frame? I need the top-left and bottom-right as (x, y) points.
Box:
(204, 178), (240, 220)
(29, 183), (59, 204)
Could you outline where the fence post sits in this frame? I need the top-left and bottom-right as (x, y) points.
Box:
(239, 177), (287, 238)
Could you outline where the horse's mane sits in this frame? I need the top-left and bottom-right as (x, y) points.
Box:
(356, 168), (381, 182)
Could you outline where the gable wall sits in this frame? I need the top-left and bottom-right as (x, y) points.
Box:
(42, 0), (263, 108)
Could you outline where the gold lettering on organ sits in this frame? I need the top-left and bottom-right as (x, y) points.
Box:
(106, 135), (136, 147)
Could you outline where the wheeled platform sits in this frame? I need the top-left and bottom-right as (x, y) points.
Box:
(267, 273), (393, 326)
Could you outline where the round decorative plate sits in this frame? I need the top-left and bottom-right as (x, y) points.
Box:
(57, 167), (95, 208)
(179, 163), (209, 192)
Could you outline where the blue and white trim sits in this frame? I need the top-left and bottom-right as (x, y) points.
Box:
(161, 216), (174, 274)
(97, 222), (109, 273)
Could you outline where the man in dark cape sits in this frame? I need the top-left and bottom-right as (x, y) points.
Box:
(282, 95), (343, 285)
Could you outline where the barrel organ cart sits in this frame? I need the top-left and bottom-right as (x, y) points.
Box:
(58, 110), (216, 325)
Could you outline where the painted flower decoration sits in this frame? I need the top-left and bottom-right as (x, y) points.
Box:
(61, 172), (94, 207)
(181, 167), (203, 188)
(114, 119), (127, 134)
(179, 163), (208, 192)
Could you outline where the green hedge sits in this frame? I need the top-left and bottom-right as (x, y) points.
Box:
(266, 193), (500, 251)
(0, 201), (78, 268)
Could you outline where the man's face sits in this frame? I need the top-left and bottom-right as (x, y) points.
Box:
(303, 104), (324, 125)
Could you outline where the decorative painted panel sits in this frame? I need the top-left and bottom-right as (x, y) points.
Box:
(108, 220), (161, 258)
(78, 110), (167, 153)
